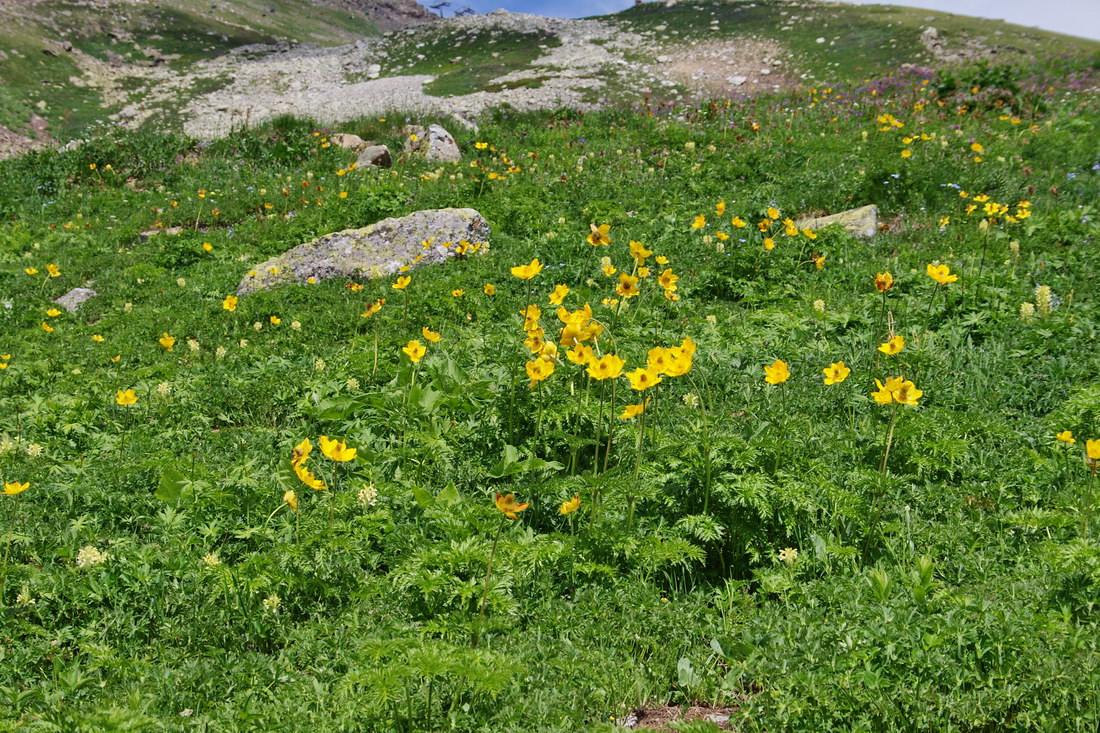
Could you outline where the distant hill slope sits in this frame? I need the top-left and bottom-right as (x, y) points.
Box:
(0, 0), (434, 153)
(0, 0), (1096, 157)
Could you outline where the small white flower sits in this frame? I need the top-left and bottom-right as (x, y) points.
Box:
(779, 547), (798, 564)
(346, 378), (360, 392)
(238, 339), (248, 348)
(290, 321), (301, 331)
(176, 277), (186, 287)
(314, 359), (326, 372)
(357, 484), (379, 507)
(124, 302), (133, 313)
(203, 553), (221, 567)
(813, 299), (826, 314)
(187, 338), (200, 352)
(16, 587), (36, 606)
(26, 443), (43, 458)
(263, 594), (281, 613)
(76, 545), (109, 569)
(253, 321), (263, 332)
(682, 393), (699, 408)
(215, 346), (227, 360)
(157, 382), (171, 396)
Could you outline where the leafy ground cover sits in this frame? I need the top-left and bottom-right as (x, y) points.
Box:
(0, 59), (1099, 731)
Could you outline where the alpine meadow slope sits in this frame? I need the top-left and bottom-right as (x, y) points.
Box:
(1, 0), (1100, 731)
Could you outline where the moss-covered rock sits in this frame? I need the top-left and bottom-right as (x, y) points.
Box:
(236, 207), (489, 295)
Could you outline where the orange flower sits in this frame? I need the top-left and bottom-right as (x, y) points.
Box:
(495, 493), (530, 520)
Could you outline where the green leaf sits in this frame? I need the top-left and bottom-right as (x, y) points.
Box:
(156, 467), (186, 502)
(411, 487), (435, 510)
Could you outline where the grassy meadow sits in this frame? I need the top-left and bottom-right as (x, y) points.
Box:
(1, 61), (1100, 731)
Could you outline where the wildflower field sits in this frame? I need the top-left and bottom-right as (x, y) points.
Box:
(1, 61), (1100, 731)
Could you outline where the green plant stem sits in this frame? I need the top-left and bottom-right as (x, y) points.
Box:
(603, 378), (618, 473)
(626, 408), (646, 533)
(471, 517), (504, 649)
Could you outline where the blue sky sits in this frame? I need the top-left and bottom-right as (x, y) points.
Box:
(443, 0), (1100, 41)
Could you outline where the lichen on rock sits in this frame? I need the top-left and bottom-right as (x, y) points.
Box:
(236, 208), (489, 295)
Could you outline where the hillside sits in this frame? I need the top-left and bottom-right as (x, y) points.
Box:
(2, 0), (1099, 157)
(0, 0), (433, 155)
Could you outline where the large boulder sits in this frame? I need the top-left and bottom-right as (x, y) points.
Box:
(356, 144), (392, 168)
(795, 204), (879, 239)
(236, 208), (489, 295)
(331, 133), (369, 153)
(402, 124), (461, 163)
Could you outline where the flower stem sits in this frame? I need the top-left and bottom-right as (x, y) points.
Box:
(603, 378), (618, 473)
(471, 517), (504, 649)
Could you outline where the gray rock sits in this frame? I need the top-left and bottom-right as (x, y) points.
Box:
(356, 144), (392, 168)
(366, 63), (381, 79)
(727, 75), (747, 86)
(331, 132), (368, 152)
(403, 124), (461, 163)
(236, 208), (489, 295)
(54, 287), (97, 312)
(795, 204), (879, 238)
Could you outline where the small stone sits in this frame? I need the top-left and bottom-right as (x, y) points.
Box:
(330, 133), (368, 152)
(795, 204), (880, 239)
(54, 287), (97, 312)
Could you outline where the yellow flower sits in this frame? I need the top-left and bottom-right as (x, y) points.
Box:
(319, 435), (357, 462)
(878, 335), (905, 355)
(511, 258), (544, 280)
(291, 437), (312, 469)
(586, 223), (612, 246)
(625, 366), (662, 391)
(222, 295), (238, 311)
(475, 141), (488, 150)
(691, 214), (706, 229)
(159, 333), (175, 351)
(616, 273), (640, 298)
(46, 264), (60, 277)
(361, 299), (385, 317)
(421, 326), (442, 343)
(284, 489), (299, 512)
(24, 268), (38, 275)
(1056, 430), (1075, 445)
(619, 402), (646, 419)
(893, 380), (923, 406)
(658, 268), (679, 291)
(875, 272), (894, 292)
(392, 276), (411, 290)
(763, 238), (776, 250)
(202, 242), (213, 252)
(587, 354), (625, 381)
(549, 284), (570, 305)
(495, 493), (530, 520)
(1087, 439), (1100, 461)
(602, 263), (617, 277)
(901, 149), (912, 158)
(559, 494), (581, 515)
(3, 481), (29, 495)
(629, 240), (653, 264)
(731, 216), (746, 228)
(116, 389), (138, 406)
(269, 315), (281, 325)
(526, 357), (555, 384)
(970, 142), (984, 153)
(294, 462), (327, 491)
(483, 283), (496, 295)
(764, 359), (790, 385)
(566, 343), (594, 365)
(715, 200), (726, 216)
(451, 289), (465, 297)
(402, 340), (426, 363)
(823, 361), (851, 385)
(927, 263), (958, 284)
(45, 308), (61, 317)
(767, 207), (780, 220)
(802, 229), (817, 240)
(41, 322), (54, 333)
(814, 255), (826, 270)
